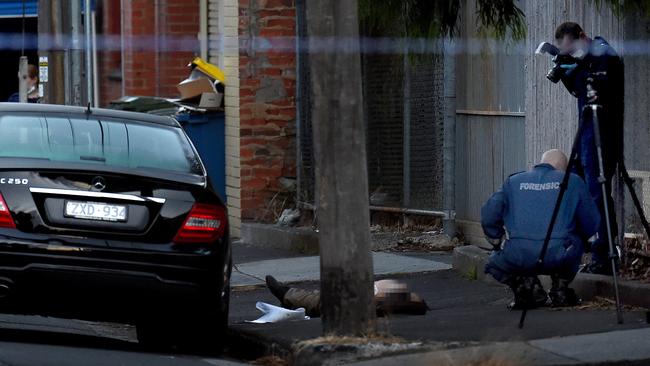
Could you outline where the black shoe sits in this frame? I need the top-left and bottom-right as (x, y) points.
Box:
(582, 262), (614, 275)
(507, 277), (549, 310)
(265, 275), (290, 302)
(549, 287), (582, 307)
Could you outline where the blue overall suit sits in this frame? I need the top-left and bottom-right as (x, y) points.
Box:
(560, 37), (624, 266)
(482, 164), (601, 284)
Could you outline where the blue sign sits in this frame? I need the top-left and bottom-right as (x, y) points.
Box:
(0, 1), (38, 17)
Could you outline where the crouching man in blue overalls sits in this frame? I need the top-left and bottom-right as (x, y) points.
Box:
(482, 150), (601, 308)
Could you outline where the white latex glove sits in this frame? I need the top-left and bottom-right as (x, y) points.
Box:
(247, 302), (310, 323)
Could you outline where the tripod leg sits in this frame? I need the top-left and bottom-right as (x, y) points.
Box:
(620, 163), (650, 241)
(616, 167), (626, 267)
(518, 306), (528, 329)
(590, 105), (624, 324)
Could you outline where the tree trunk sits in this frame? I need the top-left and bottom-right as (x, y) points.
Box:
(305, 0), (376, 336)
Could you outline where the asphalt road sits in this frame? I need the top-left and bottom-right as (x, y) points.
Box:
(230, 269), (650, 347)
(1, 250), (644, 365)
(0, 315), (246, 366)
(0, 241), (300, 365)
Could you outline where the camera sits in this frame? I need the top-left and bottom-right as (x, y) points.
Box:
(535, 41), (579, 83)
(546, 54), (579, 83)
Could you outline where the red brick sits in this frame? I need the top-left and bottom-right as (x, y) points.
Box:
(242, 157), (271, 167)
(242, 198), (266, 210)
(283, 79), (295, 89)
(267, 99), (294, 108)
(244, 178), (269, 190)
(240, 88), (257, 97)
(267, 54), (295, 66)
(264, 0), (295, 9)
(265, 18), (296, 29)
(241, 78), (261, 88)
(253, 166), (283, 178)
(257, 9), (296, 18)
(241, 147), (256, 159)
(241, 137), (270, 146)
(251, 126), (282, 136)
(239, 93), (256, 104)
(259, 28), (295, 37)
(260, 68), (282, 76)
(241, 118), (269, 126)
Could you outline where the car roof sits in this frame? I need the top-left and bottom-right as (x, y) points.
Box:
(0, 103), (179, 127)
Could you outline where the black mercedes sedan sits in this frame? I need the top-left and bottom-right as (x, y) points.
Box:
(0, 103), (231, 350)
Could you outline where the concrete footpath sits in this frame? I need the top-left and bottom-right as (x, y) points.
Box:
(232, 251), (451, 288)
(453, 245), (650, 309)
(228, 243), (650, 365)
(351, 327), (650, 366)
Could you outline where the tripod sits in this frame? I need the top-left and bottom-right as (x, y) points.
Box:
(518, 97), (650, 329)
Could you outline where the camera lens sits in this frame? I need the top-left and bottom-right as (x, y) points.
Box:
(546, 65), (563, 83)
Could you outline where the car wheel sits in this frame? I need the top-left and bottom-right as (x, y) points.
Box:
(137, 262), (231, 353)
(135, 318), (178, 351)
(136, 305), (227, 354)
(189, 282), (231, 354)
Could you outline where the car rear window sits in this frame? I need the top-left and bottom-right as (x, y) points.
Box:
(0, 114), (203, 175)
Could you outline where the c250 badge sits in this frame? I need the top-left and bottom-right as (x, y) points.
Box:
(0, 178), (29, 185)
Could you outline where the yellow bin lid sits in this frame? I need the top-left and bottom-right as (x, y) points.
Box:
(190, 57), (226, 85)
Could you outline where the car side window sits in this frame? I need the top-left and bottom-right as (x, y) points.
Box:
(45, 117), (75, 161)
(0, 115), (48, 159)
(70, 119), (103, 161)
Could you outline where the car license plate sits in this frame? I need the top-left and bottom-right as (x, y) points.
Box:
(64, 201), (128, 222)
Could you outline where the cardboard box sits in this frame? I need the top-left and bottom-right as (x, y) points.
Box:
(198, 92), (223, 109)
(177, 77), (217, 100)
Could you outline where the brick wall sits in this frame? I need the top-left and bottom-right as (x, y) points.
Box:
(156, 0), (202, 97)
(121, 0), (200, 98)
(238, 0), (297, 222)
(121, 0), (157, 96)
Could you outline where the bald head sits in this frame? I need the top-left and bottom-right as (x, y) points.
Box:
(541, 149), (568, 171)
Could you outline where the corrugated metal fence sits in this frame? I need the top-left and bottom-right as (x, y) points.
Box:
(454, 0), (527, 239)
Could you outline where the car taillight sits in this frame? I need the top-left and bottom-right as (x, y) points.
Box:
(173, 203), (226, 244)
(0, 193), (15, 229)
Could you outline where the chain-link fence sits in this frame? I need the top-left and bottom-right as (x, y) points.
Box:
(363, 53), (445, 210)
(296, 1), (446, 213)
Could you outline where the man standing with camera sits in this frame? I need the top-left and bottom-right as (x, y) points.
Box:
(552, 22), (624, 275)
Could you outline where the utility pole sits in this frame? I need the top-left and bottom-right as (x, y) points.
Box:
(66, 0), (83, 105)
(18, 57), (28, 103)
(305, 1), (376, 336)
(38, 0), (65, 104)
(84, 0), (94, 107)
(18, 0), (28, 103)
